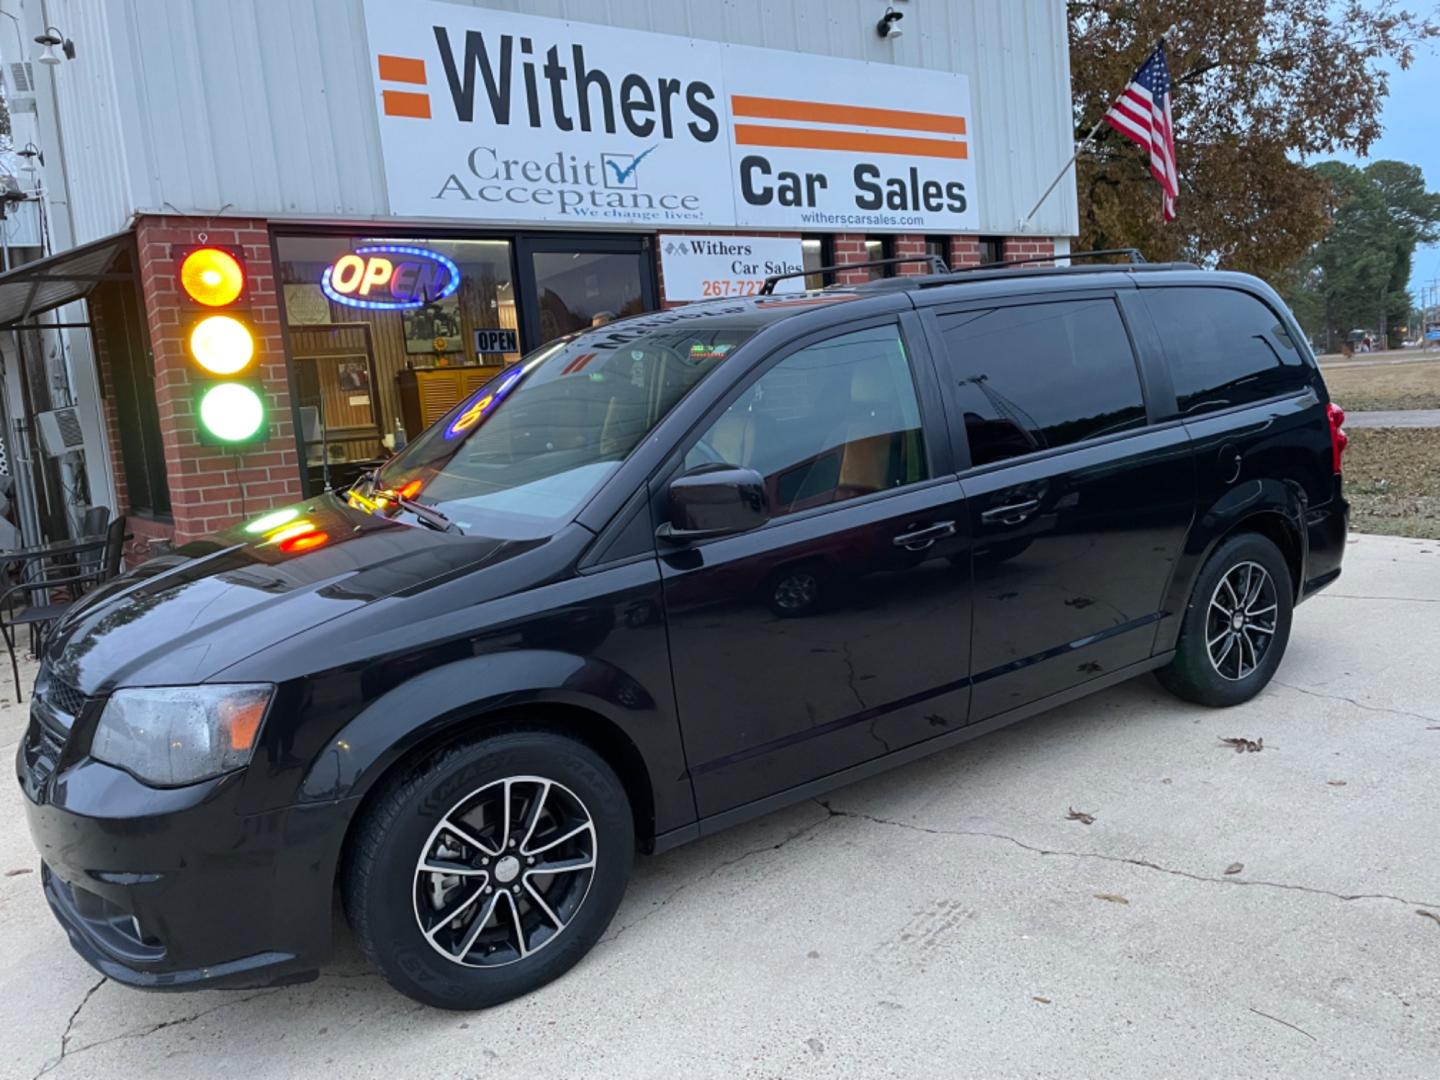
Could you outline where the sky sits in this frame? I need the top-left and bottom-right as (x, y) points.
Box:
(1331, 44), (1440, 304)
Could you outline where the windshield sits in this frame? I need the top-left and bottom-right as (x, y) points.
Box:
(365, 319), (760, 536)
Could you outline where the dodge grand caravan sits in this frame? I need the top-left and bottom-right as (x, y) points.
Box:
(17, 254), (1348, 1009)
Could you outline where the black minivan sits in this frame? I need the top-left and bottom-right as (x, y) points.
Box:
(18, 255), (1348, 1009)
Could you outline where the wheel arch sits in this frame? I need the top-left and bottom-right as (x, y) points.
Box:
(1156, 480), (1307, 653)
(301, 652), (666, 852)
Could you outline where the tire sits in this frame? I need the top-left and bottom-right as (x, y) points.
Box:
(1155, 533), (1294, 707)
(343, 729), (634, 1010)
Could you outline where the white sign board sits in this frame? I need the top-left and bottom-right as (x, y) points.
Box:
(659, 234), (805, 299)
(362, 1), (977, 233)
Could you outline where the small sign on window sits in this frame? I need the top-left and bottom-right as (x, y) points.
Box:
(474, 328), (518, 355)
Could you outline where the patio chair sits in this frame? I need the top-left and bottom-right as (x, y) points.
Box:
(0, 514), (127, 702)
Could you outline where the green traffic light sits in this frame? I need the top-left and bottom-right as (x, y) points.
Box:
(196, 382), (267, 444)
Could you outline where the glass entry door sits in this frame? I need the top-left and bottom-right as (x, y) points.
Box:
(518, 236), (657, 346)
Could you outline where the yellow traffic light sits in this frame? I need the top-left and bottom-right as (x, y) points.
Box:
(189, 315), (255, 375)
(179, 247), (245, 307)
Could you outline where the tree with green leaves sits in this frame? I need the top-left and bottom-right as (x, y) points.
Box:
(1067, 1), (1439, 281)
(1286, 161), (1440, 351)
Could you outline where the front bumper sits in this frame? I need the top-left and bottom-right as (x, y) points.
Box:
(17, 698), (358, 992)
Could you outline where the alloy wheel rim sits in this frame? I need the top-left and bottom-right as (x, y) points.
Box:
(1205, 561), (1278, 682)
(413, 775), (597, 968)
(775, 572), (818, 610)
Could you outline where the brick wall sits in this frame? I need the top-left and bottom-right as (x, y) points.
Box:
(130, 215), (303, 544)
(892, 235), (928, 276)
(1002, 236), (1055, 267)
(949, 237), (983, 269)
(829, 234), (870, 286)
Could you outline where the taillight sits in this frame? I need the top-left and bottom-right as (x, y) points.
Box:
(1327, 402), (1348, 474)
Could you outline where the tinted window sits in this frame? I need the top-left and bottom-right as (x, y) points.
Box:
(1145, 287), (1306, 415)
(685, 325), (928, 516)
(938, 299), (1147, 467)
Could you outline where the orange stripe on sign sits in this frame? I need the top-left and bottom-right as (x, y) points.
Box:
(731, 95), (966, 136)
(733, 124), (967, 160)
(383, 90), (431, 119)
(378, 55), (427, 84)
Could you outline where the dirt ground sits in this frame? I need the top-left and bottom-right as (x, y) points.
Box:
(1320, 354), (1440, 412)
(1343, 427), (1440, 540)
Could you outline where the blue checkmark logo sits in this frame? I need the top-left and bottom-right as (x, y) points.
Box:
(602, 145), (658, 188)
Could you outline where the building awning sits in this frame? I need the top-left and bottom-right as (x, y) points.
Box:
(0, 230), (135, 329)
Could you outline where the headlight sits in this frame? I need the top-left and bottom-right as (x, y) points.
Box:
(91, 684), (274, 786)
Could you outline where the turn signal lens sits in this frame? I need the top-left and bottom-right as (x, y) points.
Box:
(179, 247), (244, 306)
(219, 695), (268, 751)
(197, 382), (267, 443)
(189, 315), (255, 375)
(398, 478), (424, 499)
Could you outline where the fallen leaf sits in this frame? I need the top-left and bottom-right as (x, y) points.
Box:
(1220, 736), (1264, 753)
(1160, 777), (1172, 784)
(1094, 893), (1129, 904)
(1418, 910), (1440, 928)
(1224, 863), (1244, 875)
(1066, 807), (1096, 825)
(1326, 779), (1347, 787)
(1032, 996), (1052, 1004)
(4, 868), (31, 877)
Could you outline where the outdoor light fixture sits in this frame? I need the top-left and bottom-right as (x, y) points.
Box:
(33, 26), (74, 65)
(16, 143), (42, 173)
(876, 7), (904, 39)
(178, 244), (268, 445)
(188, 315), (255, 375)
(196, 381), (267, 444)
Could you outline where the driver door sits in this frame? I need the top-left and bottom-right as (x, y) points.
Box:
(657, 317), (974, 819)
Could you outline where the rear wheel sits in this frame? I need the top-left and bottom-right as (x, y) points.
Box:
(1156, 533), (1293, 707)
(343, 730), (633, 1009)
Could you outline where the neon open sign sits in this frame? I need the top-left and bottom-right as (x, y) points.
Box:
(320, 244), (460, 310)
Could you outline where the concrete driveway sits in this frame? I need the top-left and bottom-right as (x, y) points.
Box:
(3, 533), (1438, 1079)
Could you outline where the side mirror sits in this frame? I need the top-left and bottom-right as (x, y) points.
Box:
(657, 465), (769, 543)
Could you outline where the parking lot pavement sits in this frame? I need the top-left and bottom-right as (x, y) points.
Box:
(2, 532), (1437, 1080)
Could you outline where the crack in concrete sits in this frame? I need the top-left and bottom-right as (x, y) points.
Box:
(816, 802), (1440, 910)
(33, 975), (106, 1079)
(35, 987), (284, 1077)
(603, 809), (834, 944)
(1272, 680), (1439, 725)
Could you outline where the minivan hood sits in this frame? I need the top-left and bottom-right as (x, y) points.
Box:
(46, 495), (539, 694)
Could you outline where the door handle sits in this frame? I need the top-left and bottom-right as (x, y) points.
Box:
(980, 498), (1041, 526)
(892, 520), (956, 551)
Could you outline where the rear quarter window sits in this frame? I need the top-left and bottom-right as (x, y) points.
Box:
(1145, 287), (1308, 416)
(936, 297), (1148, 467)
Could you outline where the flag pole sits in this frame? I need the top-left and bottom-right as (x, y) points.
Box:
(1019, 116), (1108, 230)
(1017, 24), (1178, 231)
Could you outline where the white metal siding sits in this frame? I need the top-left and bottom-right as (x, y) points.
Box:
(49, 0), (1076, 237)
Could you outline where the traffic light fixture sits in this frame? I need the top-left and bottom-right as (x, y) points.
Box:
(177, 246), (268, 446)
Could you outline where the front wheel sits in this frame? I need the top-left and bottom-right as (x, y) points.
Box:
(1156, 533), (1294, 707)
(343, 729), (634, 1010)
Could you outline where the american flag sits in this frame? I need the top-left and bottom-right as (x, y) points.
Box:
(1103, 44), (1179, 221)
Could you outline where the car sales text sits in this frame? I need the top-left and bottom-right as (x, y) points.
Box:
(740, 156), (968, 213)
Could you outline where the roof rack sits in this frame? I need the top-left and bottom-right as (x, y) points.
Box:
(958, 248), (1147, 272)
(759, 255), (947, 295)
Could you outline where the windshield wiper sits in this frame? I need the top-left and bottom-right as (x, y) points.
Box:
(391, 494), (463, 535)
